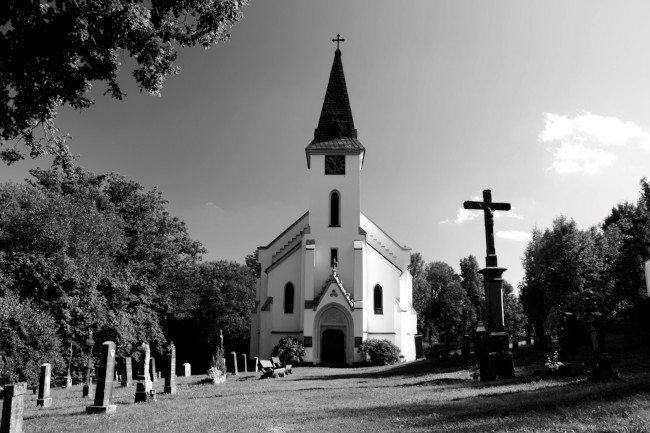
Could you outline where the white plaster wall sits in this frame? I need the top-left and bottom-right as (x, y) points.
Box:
(308, 154), (363, 292)
(365, 246), (402, 333)
(267, 249), (303, 333)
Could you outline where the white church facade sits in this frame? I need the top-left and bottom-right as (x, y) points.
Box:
(249, 45), (418, 365)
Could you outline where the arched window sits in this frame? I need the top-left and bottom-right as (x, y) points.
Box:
(329, 190), (340, 227)
(284, 283), (295, 314)
(374, 285), (383, 315)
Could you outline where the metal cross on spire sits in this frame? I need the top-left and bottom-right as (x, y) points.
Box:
(332, 34), (345, 49)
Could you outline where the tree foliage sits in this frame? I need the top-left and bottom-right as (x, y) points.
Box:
(194, 260), (256, 354)
(0, 167), (204, 381)
(0, 288), (64, 386)
(520, 178), (650, 344)
(1, 0), (248, 167)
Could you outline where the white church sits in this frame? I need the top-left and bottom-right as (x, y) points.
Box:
(249, 43), (418, 365)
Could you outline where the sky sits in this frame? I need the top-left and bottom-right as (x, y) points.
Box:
(3, 0), (650, 289)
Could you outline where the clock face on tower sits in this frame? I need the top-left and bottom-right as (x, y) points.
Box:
(325, 155), (345, 175)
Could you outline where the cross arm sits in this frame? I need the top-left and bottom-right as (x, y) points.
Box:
(463, 201), (485, 210)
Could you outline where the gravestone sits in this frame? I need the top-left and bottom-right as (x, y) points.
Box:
(239, 353), (248, 374)
(414, 335), (424, 359)
(586, 310), (619, 382)
(183, 363), (191, 377)
(149, 357), (157, 383)
(228, 352), (239, 375)
(464, 189), (515, 380)
(36, 363), (52, 407)
(86, 341), (117, 414)
(135, 343), (156, 403)
(141, 343), (152, 392)
(164, 342), (177, 395)
(1, 382), (27, 433)
(121, 357), (133, 387)
(83, 352), (94, 398)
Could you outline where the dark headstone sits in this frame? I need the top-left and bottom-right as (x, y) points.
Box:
(414, 335), (424, 360)
(86, 341), (117, 414)
(82, 379), (93, 399)
(163, 343), (177, 395)
(121, 357), (133, 387)
(586, 312), (619, 382)
(1, 382), (27, 433)
(36, 363), (52, 407)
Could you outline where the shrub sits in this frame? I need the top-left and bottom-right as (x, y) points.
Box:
(358, 339), (401, 365)
(210, 346), (226, 375)
(271, 337), (306, 365)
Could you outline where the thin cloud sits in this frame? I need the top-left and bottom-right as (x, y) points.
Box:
(440, 207), (480, 224)
(496, 230), (532, 242)
(539, 111), (650, 174)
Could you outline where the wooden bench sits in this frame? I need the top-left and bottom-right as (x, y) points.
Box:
(271, 357), (292, 375)
(258, 359), (285, 378)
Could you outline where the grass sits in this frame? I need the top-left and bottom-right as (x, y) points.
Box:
(5, 336), (650, 432)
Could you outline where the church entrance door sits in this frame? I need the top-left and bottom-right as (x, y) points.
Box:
(321, 328), (345, 364)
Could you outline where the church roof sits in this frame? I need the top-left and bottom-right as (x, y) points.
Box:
(306, 47), (365, 167)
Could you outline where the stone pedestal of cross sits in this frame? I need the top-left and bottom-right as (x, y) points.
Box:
(463, 189), (514, 380)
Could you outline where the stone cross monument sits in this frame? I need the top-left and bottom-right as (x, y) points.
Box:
(463, 189), (514, 380)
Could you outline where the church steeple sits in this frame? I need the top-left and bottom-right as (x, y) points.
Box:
(306, 37), (365, 168)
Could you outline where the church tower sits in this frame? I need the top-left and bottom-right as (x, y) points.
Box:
(305, 43), (365, 297)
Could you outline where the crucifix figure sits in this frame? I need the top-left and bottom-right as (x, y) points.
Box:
(463, 189), (511, 267)
(332, 34), (345, 50)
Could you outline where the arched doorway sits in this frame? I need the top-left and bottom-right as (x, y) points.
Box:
(314, 303), (353, 365)
(321, 329), (345, 364)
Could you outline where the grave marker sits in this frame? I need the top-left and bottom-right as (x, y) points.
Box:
(183, 362), (191, 377)
(121, 357), (133, 387)
(86, 341), (117, 414)
(0, 382), (27, 433)
(36, 363), (52, 407)
(149, 357), (157, 383)
(164, 342), (177, 394)
(228, 352), (239, 375)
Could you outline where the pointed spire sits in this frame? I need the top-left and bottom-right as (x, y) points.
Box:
(313, 47), (357, 142)
(306, 39), (365, 168)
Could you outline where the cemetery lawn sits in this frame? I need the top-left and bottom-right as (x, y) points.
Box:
(11, 337), (650, 433)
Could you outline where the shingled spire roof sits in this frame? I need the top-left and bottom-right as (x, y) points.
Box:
(306, 47), (365, 168)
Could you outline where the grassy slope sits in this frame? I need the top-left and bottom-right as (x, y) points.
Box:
(5, 336), (650, 433)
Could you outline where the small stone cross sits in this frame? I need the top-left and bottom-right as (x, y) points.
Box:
(332, 34), (345, 49)
(463, 189), (511, 267)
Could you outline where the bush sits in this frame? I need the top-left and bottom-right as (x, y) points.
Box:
(358, 339), (401, 365)
(210, 346), (226, 375)
(271, 337), (306, 365)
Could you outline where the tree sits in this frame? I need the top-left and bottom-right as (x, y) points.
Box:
(503, 281), (526, 342)
(195, 261), (256, 356)
(0, 167), (205, 376)
(245, 250), (261, 279)
(1, 0), (248, 167)
(408, 252), (426, 280)
(0, 287), (64, 386)
(459, 255), (481, 335)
